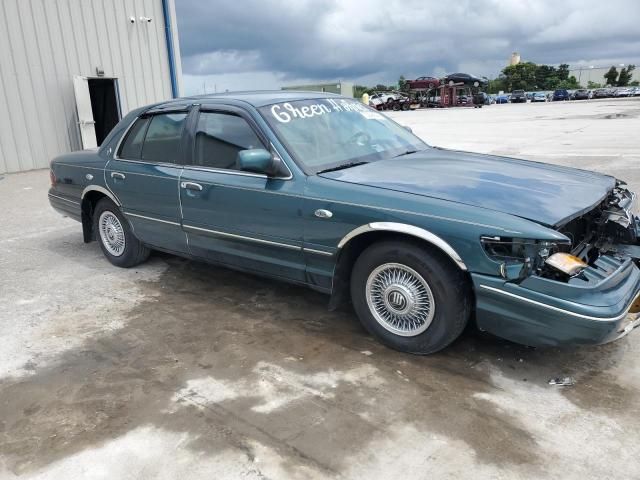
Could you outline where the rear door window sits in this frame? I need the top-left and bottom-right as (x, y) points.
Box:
(141, 113), (187, 163)
(118, 117), (150, 159)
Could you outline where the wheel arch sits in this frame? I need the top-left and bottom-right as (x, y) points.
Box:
(329, 222), (468, 310)
(80, 186), (121, 243)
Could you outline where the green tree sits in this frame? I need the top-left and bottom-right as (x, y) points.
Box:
(501, 62), (538, 91)
(398, 75), (408, 92)
(587, 81), (602, 89)
(557, 76), (581, 89)
(557, 63), (570, 81)
(535, 64), (559, 90)
(617, 65), (636, 86)
(604, 66), (618, 86)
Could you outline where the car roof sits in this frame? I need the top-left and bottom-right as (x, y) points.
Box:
(147, 90), (343, 110)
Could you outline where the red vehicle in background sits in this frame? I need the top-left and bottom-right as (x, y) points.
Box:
(406, 76), (440, 90)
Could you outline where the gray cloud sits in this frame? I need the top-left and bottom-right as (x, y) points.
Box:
(175, 0), (640, 93)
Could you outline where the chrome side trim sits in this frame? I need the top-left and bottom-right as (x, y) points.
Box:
(124, 212), (181, 226)
(48, 193), (80, 205)
(81, 185), (122, 206)
(479, 285), (633, 322)
(183, 224), (301, 251)
(303, 247), (334, 256)
(337, 222), (467, 271)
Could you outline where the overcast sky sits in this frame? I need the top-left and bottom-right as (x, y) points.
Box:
(175, 0), (640, 95)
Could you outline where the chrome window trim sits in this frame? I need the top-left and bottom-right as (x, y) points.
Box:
(337, 222), (468, 271)
(479, 285), (634, 322)
(183, 224), (301, 251)
(124, 212), (181, 226)
(181, 165), (268, 179)
(81, 185), (122, 207)
(48, 193), (80, 205)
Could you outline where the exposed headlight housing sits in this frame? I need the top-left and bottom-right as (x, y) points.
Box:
(481, 236), (571, 279)
(545, 252), (587, 276)
(481, 236), (565, 264)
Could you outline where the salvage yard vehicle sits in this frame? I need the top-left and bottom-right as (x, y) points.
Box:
(531, 92), (547, 102)
(571, 89), (590, 100)
(48, 91), (640, 354)
(510, 89), (527, 103)
(552, 89), (570, 101)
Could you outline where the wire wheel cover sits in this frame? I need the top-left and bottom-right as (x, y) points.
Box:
(99, 211), (126, 257)
(366, 263), (435, 336)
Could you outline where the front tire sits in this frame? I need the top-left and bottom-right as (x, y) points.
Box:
(350, 240), (471, 354)
(93, 198), (150, 268)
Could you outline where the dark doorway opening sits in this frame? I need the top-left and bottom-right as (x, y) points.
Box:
(88, 78), (121, 146)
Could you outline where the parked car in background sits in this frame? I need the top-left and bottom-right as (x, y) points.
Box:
(406, 76), (440, 90)
(614, 88), (632, 97)
(552, 89), (570, 101)
(510, 90), (527, 103)
(495, 94), (509, 104)
(630, 87), (640, 96)
(526, 92), (534, 101)
(473, 91), (490, 106)
(571, 89), (590, 100)
(592, 88), (609, 99)
(48, 91), (640, 354)
(531, 92), (547, 102)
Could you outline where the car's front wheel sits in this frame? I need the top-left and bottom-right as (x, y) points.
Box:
(93, 197), (150, 268)
(350, 240), (471, 354)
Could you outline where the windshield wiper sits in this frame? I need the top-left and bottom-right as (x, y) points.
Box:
(394, 149), (419, 158)
(316, 161), (368, 174)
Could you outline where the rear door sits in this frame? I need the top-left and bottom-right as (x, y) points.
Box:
(106, 110), (190, 253)
(178, 106), (306, 281)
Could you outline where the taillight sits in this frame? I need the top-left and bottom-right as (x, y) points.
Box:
(49, 169), (56, 187)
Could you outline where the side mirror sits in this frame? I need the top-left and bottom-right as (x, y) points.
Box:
(237, 149), (274, 175)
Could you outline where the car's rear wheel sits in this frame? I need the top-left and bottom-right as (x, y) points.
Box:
(350, 240), (471, 354)
(94, 197), (150, 268)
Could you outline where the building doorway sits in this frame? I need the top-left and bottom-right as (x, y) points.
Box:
(73, 76), (121, 149)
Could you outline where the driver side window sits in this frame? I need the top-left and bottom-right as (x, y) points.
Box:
(194, 112), (265, 170)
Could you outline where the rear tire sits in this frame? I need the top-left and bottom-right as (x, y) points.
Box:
(350, 240), (471, 354)
(93, 198), (150, 268)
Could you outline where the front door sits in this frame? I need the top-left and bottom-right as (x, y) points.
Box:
(179, 107), (306, 281)
(106, 111), (189, 253)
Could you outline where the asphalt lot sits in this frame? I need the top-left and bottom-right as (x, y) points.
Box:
(1, 97), (640, 479)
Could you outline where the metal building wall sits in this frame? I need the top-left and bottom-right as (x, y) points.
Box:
(0, 0), (182, 174)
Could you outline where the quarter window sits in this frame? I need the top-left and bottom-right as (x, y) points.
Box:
(194, 112), (264, 170)
(140, 113), (187, 163)
(118, 117), (150, 159)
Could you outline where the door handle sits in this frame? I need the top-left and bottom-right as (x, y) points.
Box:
(111, 172), (125, 180)
(181, 181), (203, 191)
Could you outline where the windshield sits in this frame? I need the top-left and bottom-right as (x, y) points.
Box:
(259, 98), (428, 174)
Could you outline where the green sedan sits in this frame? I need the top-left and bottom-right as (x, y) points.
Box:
(48, 92), (640, 354)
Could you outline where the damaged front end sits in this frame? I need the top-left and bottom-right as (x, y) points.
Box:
(482, 182), (640, 284)
(473, 181), (640, 346)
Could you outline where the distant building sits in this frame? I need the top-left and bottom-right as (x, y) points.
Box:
(569, 66), (639, 86)
(282, 82), (354, 97)
(509, 52), (521, 66)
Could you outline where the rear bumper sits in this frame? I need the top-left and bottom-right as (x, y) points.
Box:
(48, 190), (82, 222)
(472, 259), (640, 346)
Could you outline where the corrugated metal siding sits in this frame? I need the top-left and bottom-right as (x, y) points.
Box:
(0, 0), (176, 173)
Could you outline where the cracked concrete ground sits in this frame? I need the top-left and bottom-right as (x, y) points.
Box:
(1, 98), (640, 479)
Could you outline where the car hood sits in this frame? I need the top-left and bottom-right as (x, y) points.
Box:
(319, 148), (616, 227)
